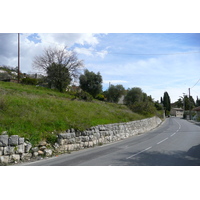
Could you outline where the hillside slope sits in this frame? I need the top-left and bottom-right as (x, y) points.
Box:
(0, 82), (146, 145)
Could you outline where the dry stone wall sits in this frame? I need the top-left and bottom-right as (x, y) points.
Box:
(0, 116), (162, 165)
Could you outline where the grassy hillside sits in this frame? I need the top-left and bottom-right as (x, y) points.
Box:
(0, 81), (147, 145)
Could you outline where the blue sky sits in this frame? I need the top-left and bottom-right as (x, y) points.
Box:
(0, 33), (200, 103)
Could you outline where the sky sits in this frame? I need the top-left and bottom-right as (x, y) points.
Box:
(0, 33), (200, 103)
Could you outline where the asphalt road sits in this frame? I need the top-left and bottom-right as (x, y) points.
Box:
(17, 117), (200, 166)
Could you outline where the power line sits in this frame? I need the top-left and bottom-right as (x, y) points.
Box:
(191, 78), (200, 89)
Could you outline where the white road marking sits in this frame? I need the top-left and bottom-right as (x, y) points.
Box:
(157, 137), (168, 144)
(126, 146), (152, 159)
(170, 132), (176, 137)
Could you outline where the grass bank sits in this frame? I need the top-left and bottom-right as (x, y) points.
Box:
(0, 82), (148, 145)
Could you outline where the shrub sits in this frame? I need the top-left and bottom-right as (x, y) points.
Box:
(129, 101), (157, 116)
(95, 94), (105, 101)
(21, 77), (37, 85)
(75, 91), (93, 102)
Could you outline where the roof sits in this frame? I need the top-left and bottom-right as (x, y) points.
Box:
(172, 108), (184, 111)
(193, 106), (200, 111)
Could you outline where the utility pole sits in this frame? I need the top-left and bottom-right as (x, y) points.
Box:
(189, 88), (191, 120)
(18, 33), (20, 83)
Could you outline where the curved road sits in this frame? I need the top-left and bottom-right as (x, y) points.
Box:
(18, 117), (200, 166)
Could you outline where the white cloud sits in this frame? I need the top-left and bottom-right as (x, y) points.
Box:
(37, 33), (99, 47)
(0, 33), (101, 73)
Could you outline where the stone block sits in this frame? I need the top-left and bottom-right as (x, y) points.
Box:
(6, 146), (16, 155)
(59, 133), (71, 139)
(39, 146), (47, 151)
(25, 143), (32, 153)
(0, 147), (4, 156)
(21, 153), (32, 160)
(0, 156), (9, 164)
(0, 135), (8, 147)
(15, 144), (24, 154)
(75, 137), (81, 143)
(10, 154), (20, 163)
(33, 152), (39, 157)
(44, 149), (52, 157)
(9, 135), (19, 146)
(88, 141), (93, 147)
(67, 138), (75, 144)
(18, 137), (24, 145)
(39, 141), (47, 146)
(32, 147), (39, 152)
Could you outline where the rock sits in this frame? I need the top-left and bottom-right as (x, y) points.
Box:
(1, 131), (8, 135)
(38, 150), (44, 155)
(10, 154), (20, 163)
(0, 156), (9, 164)
(0, 135), (8, 147)
(44, 149), (52, 157)
(25, 143), (32, 153)
(3, 146), (15, 155)
(58, 133), (71, 139)
(32, 147), (39, 152)
(39, 141), (47, 146)
(21, 153), (32, 160)
(9, 135), (19, 146)
(53, 143), (59, 150)
(33, 152), (39, 157)
(15, 144), (24, 154)
(0, 147), (3, 156)
(18, 137), (24, 145)
(39, 146), (46, 151)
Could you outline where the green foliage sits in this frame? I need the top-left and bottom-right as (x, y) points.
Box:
(47, 63), (72, 92)
(79, 69), (103, 98)
(106, 84), (125, 103)
(124, 87), (143, 105)
(95, 94), (105, 101)
(74, 90), (93, 102)
(154, 101), (163, 110)
(129, 101), (157, 116)
(21, 77), (37, 85)
(163, 91), (171, 115)
(45, 133), (58, 145)
(124, 87), (158, 116)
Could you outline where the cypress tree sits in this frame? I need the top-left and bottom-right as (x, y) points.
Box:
(163, 91), (171, 115)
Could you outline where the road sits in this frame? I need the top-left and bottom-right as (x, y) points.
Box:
(18, 117), (200, 166)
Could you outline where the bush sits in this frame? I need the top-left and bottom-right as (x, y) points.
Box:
(21, 77), (37, 85)
(75, 91), (93, 102)
(129, 101), (157, 116)
(95, 94), (105, 101)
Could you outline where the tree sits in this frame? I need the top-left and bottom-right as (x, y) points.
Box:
(124, 87), (158, 116)
(106, 84), (125, 103)
(163, 92), (171, 115)
(79, 69), (103, 98)
(33, 46), (84, 81)
(196, 96), (200, 107)
(46, 63), (72, 92)
(124, 87), (143, 106)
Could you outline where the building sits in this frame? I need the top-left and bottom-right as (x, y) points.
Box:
(170, 108), (184, 118)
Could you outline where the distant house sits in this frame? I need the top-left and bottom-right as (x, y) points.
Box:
(118, 95), (125, 104)
(170, 108), (184, 118)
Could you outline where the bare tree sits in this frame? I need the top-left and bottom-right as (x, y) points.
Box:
(33, 46), (84, 80)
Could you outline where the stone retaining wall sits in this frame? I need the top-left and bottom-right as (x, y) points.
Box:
(0, 116), (162, 165)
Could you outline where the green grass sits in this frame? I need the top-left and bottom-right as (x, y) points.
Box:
(0, 81), (146, 145)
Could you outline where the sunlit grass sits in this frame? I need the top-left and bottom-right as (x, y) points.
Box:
(0, 81), (145, 145)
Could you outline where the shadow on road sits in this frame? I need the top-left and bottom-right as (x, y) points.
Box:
(119, 144), (200, 166)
